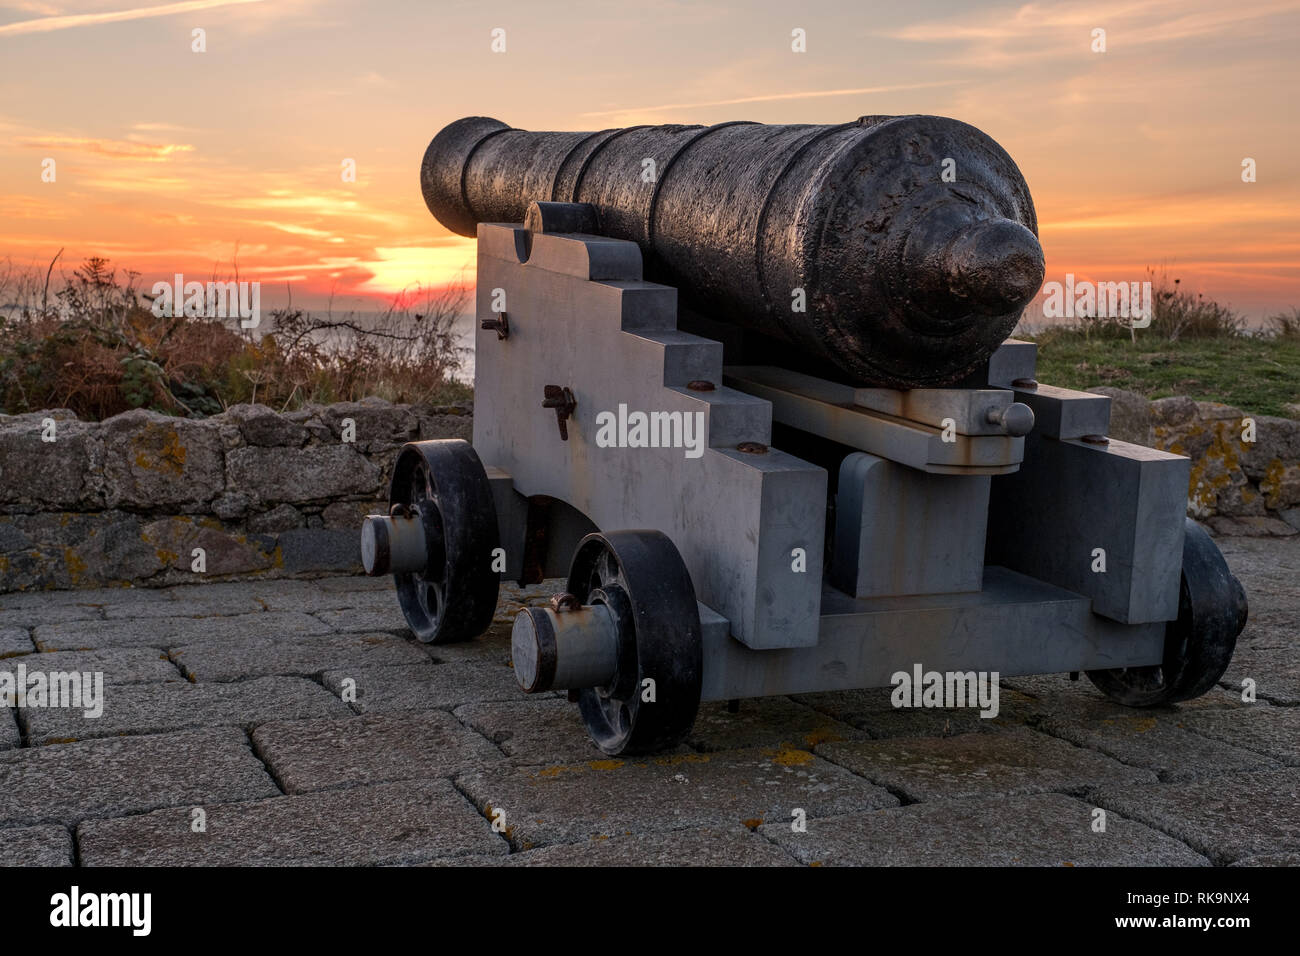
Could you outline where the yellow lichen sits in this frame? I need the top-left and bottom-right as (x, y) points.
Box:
(803, 727), (844, 748)
(537, 764), (576, 778)
(1260, 459), (1288, 510)
(62, 548), (88, 586)
(767, 746), (815, 766)
(132, 425), (187, 476)
(651, 753), (709, 766)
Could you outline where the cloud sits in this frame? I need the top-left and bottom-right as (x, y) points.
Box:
(0, 0), (263, 37)
(17, 135), (194, 160)
(4, 1), (62, 15)
(0, 193), (70, 221)
(224, 191), (398, 226)
(131, 122), (195, 132)
(580, 81), (963, 118)
(252, 221), (333, 239)
(880, 0), (1300, 67)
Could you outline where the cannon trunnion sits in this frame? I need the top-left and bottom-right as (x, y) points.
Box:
(363, 118), (1246, 756)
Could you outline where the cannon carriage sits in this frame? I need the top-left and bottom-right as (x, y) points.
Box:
(360, 115), (1247, 755)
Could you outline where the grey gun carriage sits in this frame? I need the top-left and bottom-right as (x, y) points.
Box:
(359, 115), (1248, 755)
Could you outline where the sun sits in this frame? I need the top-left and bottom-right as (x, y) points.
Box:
(356, 241), (477, 299)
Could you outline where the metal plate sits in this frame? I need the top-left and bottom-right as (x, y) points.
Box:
(473, 226), (827, 649)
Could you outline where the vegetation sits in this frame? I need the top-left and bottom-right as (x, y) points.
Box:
(1020, 273), (1299, 418)
(0, 255), (471, 420)
(2, 257), (1294, 420)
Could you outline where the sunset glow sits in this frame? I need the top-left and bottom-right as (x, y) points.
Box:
(1, 0), (1296, 318)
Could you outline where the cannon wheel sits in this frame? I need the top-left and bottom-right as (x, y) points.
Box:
(567, 530), (703, 756)
(1088, 519), (1248, 706)
(389, 440), (499, 644)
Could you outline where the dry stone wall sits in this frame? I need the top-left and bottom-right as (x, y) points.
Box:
(0, 400), (471, 591)
(2, 390), (1296, 592)
(1091, 388), (1300, 537)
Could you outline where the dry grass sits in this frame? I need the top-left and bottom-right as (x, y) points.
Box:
(1027, 269), (1246, 343)
(0, 255), (470, 420)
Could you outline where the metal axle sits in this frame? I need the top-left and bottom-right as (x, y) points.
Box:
(512, 601), (620, 693)
(360, 512), (432, 577)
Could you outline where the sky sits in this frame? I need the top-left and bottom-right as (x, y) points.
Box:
(1, 0), (1297, 320)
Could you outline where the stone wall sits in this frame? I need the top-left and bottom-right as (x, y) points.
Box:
(2, 390), (1296, 591)
(0, 400), (470, 591)
(1092, 388), (1300, 536)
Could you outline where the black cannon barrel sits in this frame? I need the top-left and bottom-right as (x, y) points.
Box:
(421, 115), (1044, 387)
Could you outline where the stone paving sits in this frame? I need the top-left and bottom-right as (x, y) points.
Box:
(0, 534), (1296, 867)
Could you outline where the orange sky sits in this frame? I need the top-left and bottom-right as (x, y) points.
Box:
(1, 0), (1297, 320)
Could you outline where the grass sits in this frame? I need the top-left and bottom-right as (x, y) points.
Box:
(1027, 333), (1300, 417)
(1021, 274), (1300, 418)
(0, 255), (471, 420)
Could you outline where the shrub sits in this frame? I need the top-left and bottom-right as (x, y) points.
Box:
(1029, 269), (1245, 344)
(0, 256), (469, 419)
(1266, 308), (1300, 340)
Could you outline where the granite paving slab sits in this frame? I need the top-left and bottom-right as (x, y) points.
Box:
(1091, 769), (1300, 865)
(33, 611), (333, 650)
(0, 824), (75, 866)
(19, 675), (350, 744)
(1177, 705), (1300, 767)
(816, 727), (1157, 802)
(760, 793), (1209, 866)
(0, 627), (34, 658)
(321, 660), (521, 713)
(252, 710), (507, 793)
(171, 631), (428, 681)
(456, 747), (899, 849)
(78, 778), (505, 866)
(0, 727), (279, 828)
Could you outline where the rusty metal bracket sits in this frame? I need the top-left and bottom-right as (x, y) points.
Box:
(550, 592), (581, 613)
(481, 312), (509, 340)
(542, 385), (577, 440)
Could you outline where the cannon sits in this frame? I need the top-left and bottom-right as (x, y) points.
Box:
(362, 115), (1247, 755)
(419, 115), (1045, 388)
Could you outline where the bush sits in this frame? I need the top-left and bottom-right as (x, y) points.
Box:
(0, 256), (470, 419)
(1029, 269), (1245, 344)
(1266, 308), (1300, 340)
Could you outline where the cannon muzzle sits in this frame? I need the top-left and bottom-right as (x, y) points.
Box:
(421, 115), (1044, 388)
